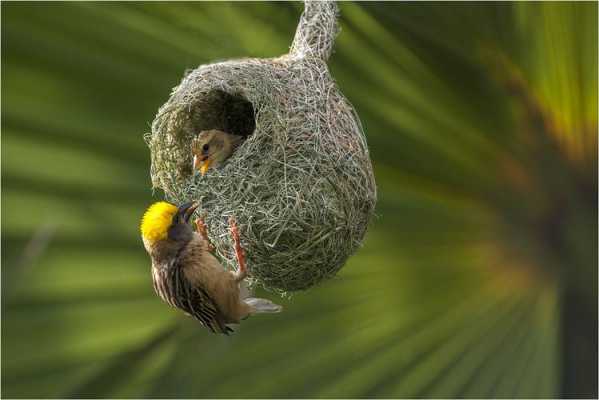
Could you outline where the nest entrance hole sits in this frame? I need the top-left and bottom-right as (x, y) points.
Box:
(191, 89), (256, 138)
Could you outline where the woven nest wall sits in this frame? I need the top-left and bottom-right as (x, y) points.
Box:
(146, 0), (377, 293)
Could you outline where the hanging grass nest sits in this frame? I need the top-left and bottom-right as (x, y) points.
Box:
(146, 0), (376, 293)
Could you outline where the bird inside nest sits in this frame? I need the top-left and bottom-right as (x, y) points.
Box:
(140, 201), (282, 335)
(191, 129), (244, 176)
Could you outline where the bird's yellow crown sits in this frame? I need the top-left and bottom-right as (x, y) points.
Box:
(140, 202), (178, 243)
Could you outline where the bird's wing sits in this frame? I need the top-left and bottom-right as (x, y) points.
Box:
(173, 264), (233, 335)
(154, 259), (232, 335)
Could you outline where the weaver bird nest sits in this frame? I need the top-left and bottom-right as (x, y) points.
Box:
(146, 0), (376, 293)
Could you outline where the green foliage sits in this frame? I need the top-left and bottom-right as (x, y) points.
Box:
(2, 2), (596, 398)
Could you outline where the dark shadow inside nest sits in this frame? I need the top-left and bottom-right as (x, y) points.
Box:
(190, 89), (256, 138)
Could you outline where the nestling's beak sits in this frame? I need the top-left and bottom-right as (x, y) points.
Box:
(200, 159), (212, 176)
(193, 155), (213, 177)
(176, 202), (200, 223)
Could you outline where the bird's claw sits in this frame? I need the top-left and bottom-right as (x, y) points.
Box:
(195, 217), (215, 252)
(229, 216), (247, 280)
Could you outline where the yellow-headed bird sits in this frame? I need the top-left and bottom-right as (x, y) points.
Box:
(141, 201), (281, 334)
(191, 129), (244, 176)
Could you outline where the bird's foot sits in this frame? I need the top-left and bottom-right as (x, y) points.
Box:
(229, 216), (247, 281)
(195, 217), (215, 252)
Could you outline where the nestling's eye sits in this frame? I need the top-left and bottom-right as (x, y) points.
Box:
(202, 144), (210, 152)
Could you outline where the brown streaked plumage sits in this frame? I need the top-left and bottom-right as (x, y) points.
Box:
(141, 202), (281, 335)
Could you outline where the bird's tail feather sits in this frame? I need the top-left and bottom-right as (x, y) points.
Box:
(244, 297), (283, 314)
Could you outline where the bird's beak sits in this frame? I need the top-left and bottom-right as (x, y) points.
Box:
(192, 155), (212, 177)
(177, 202), (200, 223)
(199, 159), (212, 176)
(193, 155), (201, 173)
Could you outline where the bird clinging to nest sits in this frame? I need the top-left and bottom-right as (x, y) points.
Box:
(191, 129), (244, 176)
(147, 1), (377, 292)
(140, 201), (282, 334)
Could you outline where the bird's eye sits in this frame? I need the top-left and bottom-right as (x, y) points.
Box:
(202, 144), (209, 152)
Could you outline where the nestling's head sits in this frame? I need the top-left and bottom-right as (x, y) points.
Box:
(140, 201), (199, 253)
(191, 129), (239, 176)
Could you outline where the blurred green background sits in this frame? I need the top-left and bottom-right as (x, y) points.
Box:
(2, 2), (597, 398)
